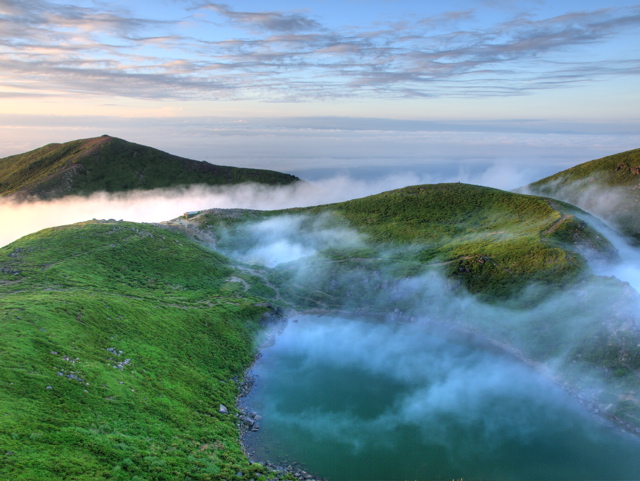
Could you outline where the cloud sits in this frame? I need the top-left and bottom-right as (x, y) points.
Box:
(0, 165), (570, 248)
(0, 1), (639, 100)
(0, 0), (161, 41)
(2, 114), (639, 199)
(417, 9), (476, 28)
(2, 115), (638, 195)
(198, 3), (322, 33)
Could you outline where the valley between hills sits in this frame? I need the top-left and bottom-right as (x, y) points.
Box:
(1, 138), (640, 480)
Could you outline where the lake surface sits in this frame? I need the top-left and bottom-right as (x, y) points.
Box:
(240, 315), (640, 481)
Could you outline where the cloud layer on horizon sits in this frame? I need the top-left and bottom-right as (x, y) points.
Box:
(1, 114), (638, 184)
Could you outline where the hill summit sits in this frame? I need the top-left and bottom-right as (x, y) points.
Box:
(0, 135), (300, 200)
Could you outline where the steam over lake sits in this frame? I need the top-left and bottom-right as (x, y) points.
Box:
(241, 315), (640, 481)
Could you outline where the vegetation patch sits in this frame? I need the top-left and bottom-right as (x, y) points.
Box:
(3, 178), (640, 479)
(197, 183), (614, 303)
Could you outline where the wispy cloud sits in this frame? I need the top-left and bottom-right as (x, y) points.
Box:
(197, 2), (322, 33)
(0, 1), (639, 100)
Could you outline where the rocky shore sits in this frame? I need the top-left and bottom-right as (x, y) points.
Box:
(236, 372), (327, 481)
(233, 306), (328, 481)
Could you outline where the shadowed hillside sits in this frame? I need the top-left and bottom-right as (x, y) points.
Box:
(522, 148), (640, 244)
(0, 136), (300, 200)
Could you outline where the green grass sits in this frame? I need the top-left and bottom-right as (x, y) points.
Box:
(528, 148), (640, 189)
(0, 221), (279, 480)
(0, 136), (300, 199)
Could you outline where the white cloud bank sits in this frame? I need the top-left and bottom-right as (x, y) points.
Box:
(0, 174), (440, 247)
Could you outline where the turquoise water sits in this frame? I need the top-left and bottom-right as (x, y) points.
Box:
(241, 315), (640, 481)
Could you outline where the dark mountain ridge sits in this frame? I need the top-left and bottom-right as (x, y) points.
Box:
(0, 135), (301, 200)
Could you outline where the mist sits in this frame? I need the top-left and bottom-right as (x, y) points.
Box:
(521, 177), (640, 292)
(243, 314), (640, 480)
(224, 211), (640, 402)
(231, 212), (640, 479)
(254, 317), (592, 444)
(0, 156), (547, 249)
(3, 153), (640, 478)
(0, 174), (426, 248)
(580, 213), (640, 293)
(219, 214), (366, 268)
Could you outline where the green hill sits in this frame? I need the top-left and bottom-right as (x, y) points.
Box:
(523, 148), (640, 243)
(196, 183), (616, 304)
(2, 183), (640, 480)
(0, 221), (279, 480)
(0, 136), (300, 199)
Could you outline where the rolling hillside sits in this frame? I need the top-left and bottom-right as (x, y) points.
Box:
(0, 136), (300, 200)
(523, 148), (640, 243)
(2, 182), (640, 480)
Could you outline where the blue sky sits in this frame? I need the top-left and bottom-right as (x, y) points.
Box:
(1, 0), (639, 187)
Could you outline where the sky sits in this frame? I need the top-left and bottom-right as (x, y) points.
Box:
(1, 0), (640, 185)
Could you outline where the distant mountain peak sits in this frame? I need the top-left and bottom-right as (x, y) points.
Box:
(0, 136), (301, 200)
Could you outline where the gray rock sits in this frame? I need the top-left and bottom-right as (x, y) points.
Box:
(219, 404), (229, 414)
(240, 416), (255, 427)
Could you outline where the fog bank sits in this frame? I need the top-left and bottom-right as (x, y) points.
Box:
(1, 174), (427, 247)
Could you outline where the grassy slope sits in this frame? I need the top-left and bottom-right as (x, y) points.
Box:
(0, 136), (300, 199)
(199, 183), (615, 304)
(524, 148), (640, 242)
(0, 221), (276, 480)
